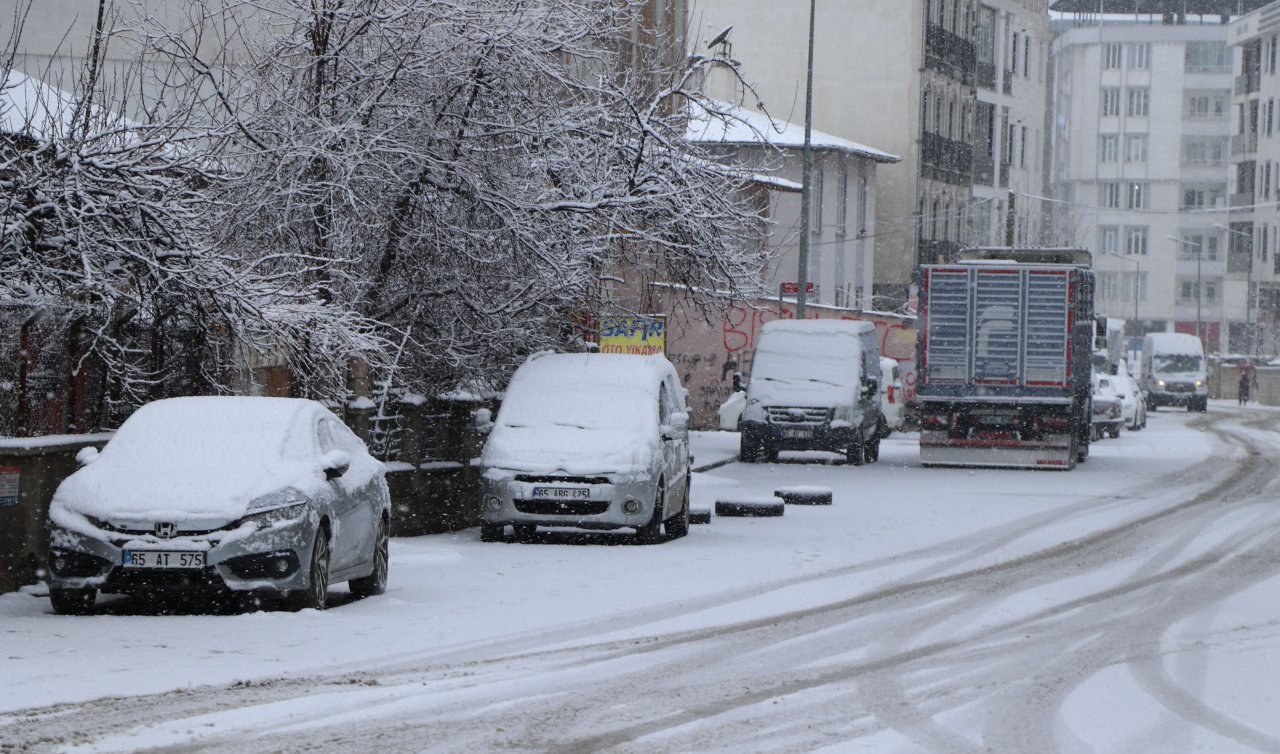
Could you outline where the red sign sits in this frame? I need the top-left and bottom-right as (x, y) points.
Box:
(780, 282), (815, 295)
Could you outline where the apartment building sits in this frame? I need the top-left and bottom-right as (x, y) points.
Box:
(1229, 2), (1280, 357)
(1051, 14), (1240, 352)
(972, 1), (1052, 246)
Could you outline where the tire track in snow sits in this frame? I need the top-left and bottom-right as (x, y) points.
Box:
(7, 411), (1280, 753)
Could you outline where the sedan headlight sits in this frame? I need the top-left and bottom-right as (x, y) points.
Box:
(241, 503), (307, 529)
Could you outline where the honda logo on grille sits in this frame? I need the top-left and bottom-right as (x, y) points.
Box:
(154, 522), (177, 539)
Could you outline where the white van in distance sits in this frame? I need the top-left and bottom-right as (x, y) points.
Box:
(1141, 332), (1207, 412)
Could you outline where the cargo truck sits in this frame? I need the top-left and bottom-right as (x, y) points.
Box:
(915, 247), (1096, 469)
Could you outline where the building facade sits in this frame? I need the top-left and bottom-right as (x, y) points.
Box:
(692, 1), (1053, 311)
(972, 0), (1052, 247)
(1229, 3), (1280, 357)
(1051, 17), (1238, 353)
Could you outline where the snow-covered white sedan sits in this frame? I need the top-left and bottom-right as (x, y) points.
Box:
(45, 397), (390, 614)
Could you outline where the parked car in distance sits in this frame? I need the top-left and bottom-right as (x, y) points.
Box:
(739, 319), (884, 465)
(46, 397), (391, 615)
(879, 356), (905, 437)
(479, 352), (692, 544)
(1090, 373), (1124, 440)
(1112, 360), (1145, 431)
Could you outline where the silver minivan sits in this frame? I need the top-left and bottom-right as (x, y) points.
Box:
(479, 352), (692, 544)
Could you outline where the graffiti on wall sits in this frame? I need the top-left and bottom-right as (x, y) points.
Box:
(666, 299), (917, 430)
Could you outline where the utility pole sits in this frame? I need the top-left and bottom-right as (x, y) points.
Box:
(797, 0), (817, 319)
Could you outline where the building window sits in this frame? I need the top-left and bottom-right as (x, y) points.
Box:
(1127, 88), (1150, 117)
(812, 163), (824, 233)
(1125, 135), (1148, 162)
(1127, 182), (1148, 209)
(1178, 233), (1218, 260)
(1102, 182), (1121, 208)
(1125, 226), (1149, 256)
(1182, 185), (1223, 210)
(836, 164), (848, 236)
(1011, 33), (1019, 74)
(1129, 42), (1151, 70)
(1185, 41), (1231, 73)
(1187, 93), (1227, 118)
(1104, 43), (1122, 69)
(1100, 225), (1119, 254)
(1102, 88), (1121, 117)
(1101, 134), (1119, 162)
(1182, 137), (1228, 167)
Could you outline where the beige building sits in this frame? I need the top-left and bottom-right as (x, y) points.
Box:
(692, 1), (1056, 310)
(972, 0), (1052, 247)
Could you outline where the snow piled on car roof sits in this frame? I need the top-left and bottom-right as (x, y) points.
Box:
(51, 397), (326, 521)
(481, 353), (675, 476)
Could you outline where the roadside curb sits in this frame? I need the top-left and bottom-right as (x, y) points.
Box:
(693, 457), (737, 473)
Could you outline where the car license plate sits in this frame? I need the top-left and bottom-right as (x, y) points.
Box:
(783, 428), (812, 439)
(532, 487), (590, 500)
(122, 550), (206, 569)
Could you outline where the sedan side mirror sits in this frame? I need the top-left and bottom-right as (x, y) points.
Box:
(320, 449), (351, 481)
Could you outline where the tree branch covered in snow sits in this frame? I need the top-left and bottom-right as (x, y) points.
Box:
(155, 0), (770, 392)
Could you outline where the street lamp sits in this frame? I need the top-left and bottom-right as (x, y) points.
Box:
(1104, 252), (1140, 363)
(1166, 234), (1203, 350)
(1213, 222), (1253, 355)
(796, 0), (817, 319)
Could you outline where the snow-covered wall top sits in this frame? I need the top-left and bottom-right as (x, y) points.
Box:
(685, 100), (900, 164)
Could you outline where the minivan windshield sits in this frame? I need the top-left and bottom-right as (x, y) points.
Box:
(1153, 354), (1202, 373)
(753, 337), (859, 389)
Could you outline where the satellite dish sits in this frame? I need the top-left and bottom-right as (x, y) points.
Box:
(707, 25), (733, 49)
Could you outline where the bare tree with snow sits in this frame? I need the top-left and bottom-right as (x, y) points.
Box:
(147, 0), (771, 393)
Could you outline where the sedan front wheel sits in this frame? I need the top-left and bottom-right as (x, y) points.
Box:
(349, 516), (389, 598)
(285, 528), (331, 611)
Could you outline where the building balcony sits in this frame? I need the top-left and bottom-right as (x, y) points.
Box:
(1230, 192), (1256, 208)
(1232, 133), (1258, 156)
(920, 132), (973, 187)
(976, 61), (996, 90)
(925, 24), (976, 86)
(974, 152), (995, 185)
(1235, 73), (1261, 96)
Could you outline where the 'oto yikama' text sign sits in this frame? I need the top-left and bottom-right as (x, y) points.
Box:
(598, 316), (666, 355)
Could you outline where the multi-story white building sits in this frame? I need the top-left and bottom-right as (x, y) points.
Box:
(1051, 15), (1239, 353)
(973, 0), (1052, 247)
(1229, 2), (1280, 357)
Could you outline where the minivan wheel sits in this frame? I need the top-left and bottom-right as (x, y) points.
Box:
(665, 481), (691, 540)
(635, 481), (666, 545)
(49, 586), (96, 615)
(480, 524), (504, 542)
(349, 516), (389, 598)
(513, 524), (537, 542)
(847, 433), (866, 466)
(284, 528), (330, 612)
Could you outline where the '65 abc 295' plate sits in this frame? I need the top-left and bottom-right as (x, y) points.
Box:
(122, 550), (206, 569)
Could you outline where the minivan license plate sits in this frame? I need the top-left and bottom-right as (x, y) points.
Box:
(532, 487), (590, 500)
(122, 551), (206, 569)
(783, 428), (812, 439)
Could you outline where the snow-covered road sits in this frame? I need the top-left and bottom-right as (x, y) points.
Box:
(4, 403), (1280, 752)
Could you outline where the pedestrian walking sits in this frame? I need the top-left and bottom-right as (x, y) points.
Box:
(1238, 367), (1252, 405)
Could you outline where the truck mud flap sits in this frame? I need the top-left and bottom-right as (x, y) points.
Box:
(919, 440), (1075, 470)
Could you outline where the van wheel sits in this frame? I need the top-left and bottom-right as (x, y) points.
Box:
(636, 481), (666, 545)
(480, 524), (504, 542)
(513, 524), (537, 542)
(865, 432), (881, 463)
(665, 481), (690, 539)
(847, 433), (866, 466)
